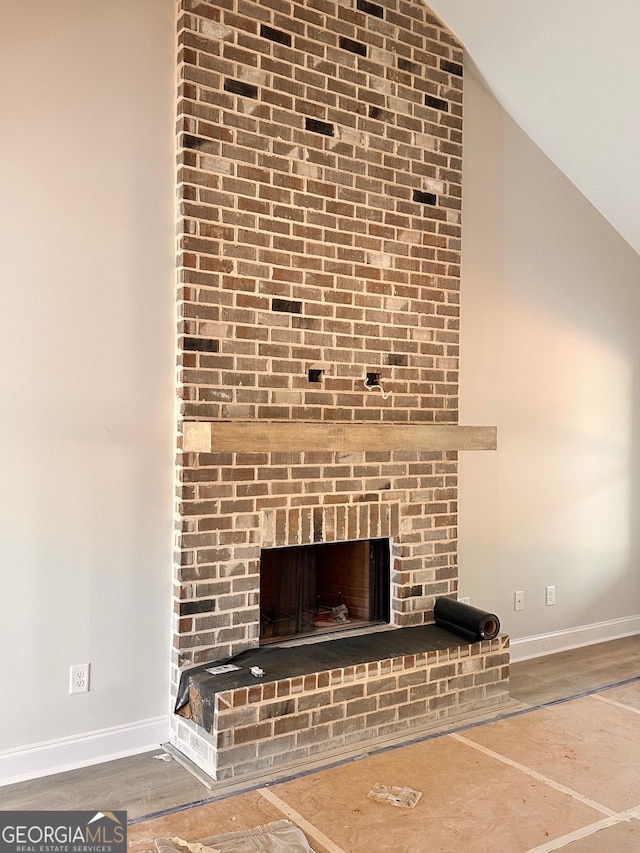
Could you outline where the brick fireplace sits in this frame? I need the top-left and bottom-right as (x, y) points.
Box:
(170, 0), (507, 781)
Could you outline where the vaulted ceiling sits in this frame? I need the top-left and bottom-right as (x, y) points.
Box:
(428, 0), (640, 255)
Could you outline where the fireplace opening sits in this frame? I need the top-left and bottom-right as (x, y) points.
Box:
(259, 538), (390, 643)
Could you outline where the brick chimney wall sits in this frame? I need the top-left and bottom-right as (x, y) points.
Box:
(173, 0), (464, 686)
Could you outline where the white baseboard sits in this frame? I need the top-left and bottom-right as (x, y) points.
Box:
(509, 615), (640, 663)
(0, 715), (171, 787)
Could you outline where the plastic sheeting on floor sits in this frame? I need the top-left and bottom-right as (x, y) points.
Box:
(155, 820), (316, 853)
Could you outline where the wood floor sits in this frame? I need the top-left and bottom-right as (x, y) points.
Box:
(2, 635), (640, 852)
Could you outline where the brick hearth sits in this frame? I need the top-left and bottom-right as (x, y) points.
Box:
(175, 628), (509, 780)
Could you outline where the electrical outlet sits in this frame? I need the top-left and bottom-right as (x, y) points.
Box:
(514, 590), (525, 611)
(69, 663), (90, 694)
(458, 596), (471, 605)
(546, 585), (556, 606)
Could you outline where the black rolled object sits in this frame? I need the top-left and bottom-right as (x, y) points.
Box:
(433, 597), (500, 642)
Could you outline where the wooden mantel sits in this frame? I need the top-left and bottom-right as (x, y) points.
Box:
(182, 421), (497, 454)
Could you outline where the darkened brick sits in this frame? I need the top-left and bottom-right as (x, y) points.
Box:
(179, 599), (216, 616)
(339, 37), (367, 57)
(386, 353), (408, 366)
(413, 189), (437, 206)
(304, 117), (334, 136)
(398, 58), (420, 74)
(357, 0), (384, 17)
(183, 135), (208, 149)
(271, 298), (303, 314)
(441, 59), (464, 77)
(260, 23), (292, 47)
(224, 79), (259, 99)
(183, 337), (219, 353)
(425, 94), (449, 112)
(369, 106), (392, 122)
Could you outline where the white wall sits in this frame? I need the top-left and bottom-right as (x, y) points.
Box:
(0, 1), (176, 778)
(459, 68), (640, 655)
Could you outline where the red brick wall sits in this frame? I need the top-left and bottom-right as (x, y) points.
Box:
(173, 0), (463, 677)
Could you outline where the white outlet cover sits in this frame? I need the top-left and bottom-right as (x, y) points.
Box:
(69, 663), (91, 694)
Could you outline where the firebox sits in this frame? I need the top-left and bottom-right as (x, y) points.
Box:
(259, 538), (390, 643)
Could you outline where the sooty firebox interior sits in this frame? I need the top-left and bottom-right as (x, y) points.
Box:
(260, 538), (390, 643)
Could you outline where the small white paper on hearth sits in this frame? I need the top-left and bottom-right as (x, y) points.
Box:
(367, 783), (422, 809)
(205, 664), (240, 676)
